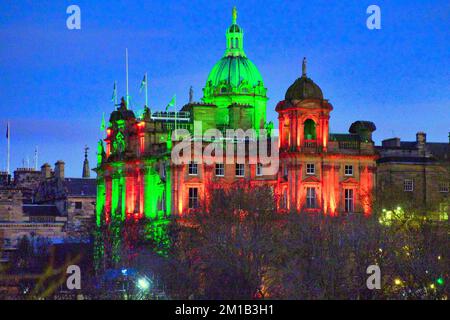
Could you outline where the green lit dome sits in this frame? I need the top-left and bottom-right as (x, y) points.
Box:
(205, 56), (264, 94)
(203, 7), (267, 99)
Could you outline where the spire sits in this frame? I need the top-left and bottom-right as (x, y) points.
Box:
(82, 145), (90, 178)
(232, 6), (237, 24)
(302, 57), (307, 77)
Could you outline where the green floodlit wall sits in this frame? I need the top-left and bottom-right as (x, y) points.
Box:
(96, 179), (105, 227)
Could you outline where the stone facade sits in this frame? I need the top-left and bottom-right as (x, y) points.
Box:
(377, 132), (450, 220)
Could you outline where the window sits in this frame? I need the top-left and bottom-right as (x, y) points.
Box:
(283, 163), (288, 177)
(306, 187), (316, 209)
(188, 188), (199, 209)
(344, 165), (353, 176)
(188, 161), (198, 175)
(256, 163), (263, 176)
(404, 179), (414, 192)
(236, 163), (245, 177)
(304, 119), (316, 140)
(75, 202), (82, 209)
(306, 163), (315, 175)
(215, 163), (224, 177)
(344, 189), (354, 213)
(439, 182), (449, 193)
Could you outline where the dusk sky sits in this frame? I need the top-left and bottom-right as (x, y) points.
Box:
(0, 0), (449, 177)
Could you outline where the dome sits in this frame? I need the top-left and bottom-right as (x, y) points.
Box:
(205, 55), (264, 93)
(285, 76), (323, 100)
(285, 58), (323, 101)
(203, 7), (266, 98)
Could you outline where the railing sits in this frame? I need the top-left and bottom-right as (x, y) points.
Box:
(338, 141), (360, 149)
(151, 111), (191, 121)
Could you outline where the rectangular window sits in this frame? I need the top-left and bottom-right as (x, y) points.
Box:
(236, 163), (245, 177)
(306, 163), (315, 175)
(345, 189), (354, 213)
(215, 163), (224, 177)
(188, 187), (199, 209)
(75, 202), (82, 209)
(439, 182), (449, 193)
(306, 187), (316, 209)
(404, 179), (414, 192)
(188, 161), (198, 175)
(344, 165), (353, 176)
(256, 163), (263, 176)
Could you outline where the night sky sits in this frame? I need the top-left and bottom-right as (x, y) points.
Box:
(0, 0), (449, 177)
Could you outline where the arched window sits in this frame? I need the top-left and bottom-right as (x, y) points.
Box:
(235, 38), (239, 48)
(304, 119), (316, 140)
(221, 87), (227, 93)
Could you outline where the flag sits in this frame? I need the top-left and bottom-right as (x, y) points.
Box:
(6, 122), (9, 139)
(139, 74), (147, 93)
(111, 81), (117, 103)
(100, 112), (106, 131)
(166, 95), (176, 111)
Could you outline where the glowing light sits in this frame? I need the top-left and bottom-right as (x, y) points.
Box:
(394, 278), (402, 286)
(137, 277), (150, 291)
(430, 283), (436, 290)
(437, 278), (444, 286)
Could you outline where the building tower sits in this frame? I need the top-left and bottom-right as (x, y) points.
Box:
(82, 146), (90, 178)
(201, 6), (268, 131)
(276, 58), (377, 215)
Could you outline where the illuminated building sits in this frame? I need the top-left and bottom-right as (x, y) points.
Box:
(276, 59), (377, 215)
(95, 7), (378, 227)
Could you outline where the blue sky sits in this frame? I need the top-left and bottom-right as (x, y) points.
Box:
(0, 0), (449, 177)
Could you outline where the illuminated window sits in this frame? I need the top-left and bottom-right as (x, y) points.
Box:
(306, 163), (315, 175)
(215, 163), (224, 177)
(236, 163), (245, 177)
(256, 163), (263, 176)
(344, 165), (353, 176)
(345, 189), (354, 213)
(439, 182), (449, 193)
(188, 161), (198, 175)
(404, 179), (414, 192)
(188, 188), (199, 209)
(304, 119), (316, 140)
(306, 187), (316, 209)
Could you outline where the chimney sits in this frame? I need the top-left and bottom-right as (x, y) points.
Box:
(54, 160), (65, 179)
(416, 132), (426, 156)
(41, 163), (52, 179)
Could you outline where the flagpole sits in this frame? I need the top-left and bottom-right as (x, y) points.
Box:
(174, 96), (177, 140)
(34, 146), (38, 171)
(145, 72), (148, 107)
(126, 48), (129, 108)
(6, 121), (10, 175)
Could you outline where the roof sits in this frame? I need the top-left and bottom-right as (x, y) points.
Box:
(63, 178), (96, 197)
(23, 204), (60, 216)
(285, 75), (323, 101)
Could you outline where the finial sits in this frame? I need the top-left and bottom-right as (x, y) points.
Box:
(84, 145), (89, 159)
(232, 6), (237, 24)
(302, 57), (307, 77)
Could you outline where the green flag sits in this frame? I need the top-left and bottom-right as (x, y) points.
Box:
(100, 112), (106, 131)
(166, 95), (176, 111)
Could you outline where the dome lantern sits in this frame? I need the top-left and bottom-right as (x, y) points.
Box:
(225, 6), (245, 57)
